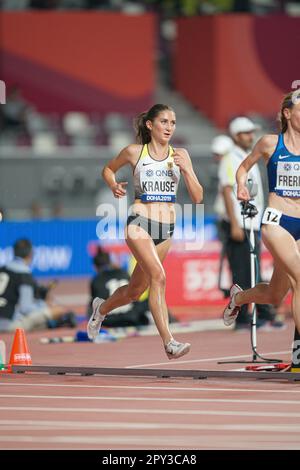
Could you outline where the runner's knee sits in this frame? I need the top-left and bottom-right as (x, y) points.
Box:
(127, 285), (148, 302)
(289, 276), (300, 291)
(268, 291), (285, 307)
(150, 268), (166, 287)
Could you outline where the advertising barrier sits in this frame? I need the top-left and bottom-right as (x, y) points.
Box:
(0, 218), (274, 307)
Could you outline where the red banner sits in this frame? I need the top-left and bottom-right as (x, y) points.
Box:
(165, 246), (274, 307)
(174, 15), (300, 127)
(105, 241), (276, 308)
(1, 12), (155, 113)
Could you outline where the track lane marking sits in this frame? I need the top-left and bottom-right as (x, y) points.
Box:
(1, 395), (300, 404)
(0, 420), (299, 432)
(0, 382), (299, 393)
(0, 407), (299, 417)
(126, 350), (291, 368)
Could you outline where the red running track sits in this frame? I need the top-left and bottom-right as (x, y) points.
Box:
(0, 320), (299, 450)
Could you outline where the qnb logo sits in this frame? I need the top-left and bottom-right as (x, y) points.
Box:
(0, 81), (6, 104)
(284, 163), (292, 171)
(146, 169), (154, 177)
(155, 169), (173, 177)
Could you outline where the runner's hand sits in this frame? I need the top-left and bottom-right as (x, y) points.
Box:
(111, 182), (128, 198)
(173, 150), (192, 173)
(237, 184), (250, 201)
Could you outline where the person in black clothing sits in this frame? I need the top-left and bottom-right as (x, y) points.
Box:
(88, 247), (149, 327)
(0, 85), (29, 134)
(0, 239), (77, 332)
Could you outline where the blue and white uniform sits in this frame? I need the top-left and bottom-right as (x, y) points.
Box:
(262, 133), (300, 240)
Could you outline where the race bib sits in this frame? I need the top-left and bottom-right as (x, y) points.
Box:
(276, 161), (300, 197)
(140, 194), (176, 202)
(140, 166), (177, 203)
(261, 207), (282, 225)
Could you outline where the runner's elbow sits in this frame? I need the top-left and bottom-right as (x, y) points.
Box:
(193, 188), (203, 204)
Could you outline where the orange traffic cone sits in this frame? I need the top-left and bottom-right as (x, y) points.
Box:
(8, 328), (32, 368)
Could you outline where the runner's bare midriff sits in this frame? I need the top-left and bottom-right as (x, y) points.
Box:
(132, 199), (176, 224)
(268, 192), (300, 218)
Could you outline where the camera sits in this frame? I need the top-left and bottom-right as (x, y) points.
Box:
(240, 200), (258, 218)
(246, 178), (258, 198)
(240, 178), (258, 218)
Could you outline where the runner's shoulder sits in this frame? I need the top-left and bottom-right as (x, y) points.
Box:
(120, 144), (143, 164)
(256, 134), (278, 159)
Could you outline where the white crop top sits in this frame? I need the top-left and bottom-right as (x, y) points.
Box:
(133, 144), (180, 203)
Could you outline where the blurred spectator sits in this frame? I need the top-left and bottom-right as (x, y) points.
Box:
(0, 85), (30, 134)
(212, 134), (234, 234)
(1, 0), (30, 9)
(211, 134), (234, 163)
(51, 201), (64, 219)
(84, 0), (110, 8)
(1, 0), (297, 13)
(29, 0), (60, 8)
(87, 247), (150, 327)
(233, 0), (251, 12)
(30, 201), (43, 220)
(0, 239), (77, 332)
(211, 134), (234, 297)
(277, 0), (288, 12)
(0, 207), (6, 221)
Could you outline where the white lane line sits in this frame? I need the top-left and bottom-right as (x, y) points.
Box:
(0, 382), (300, 394)
(0, 420), (299, 433)
(0, 434), (201, 447)
(0, 433), (298, 448)
(0, 434), (218, 448)
(1, 396), (300, 405)
(0, 407), (299, 418)
(127, 350), (291, 368)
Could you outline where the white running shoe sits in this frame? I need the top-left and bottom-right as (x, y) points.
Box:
(223, 284), (243, 326)
(87, 297), (105, 341)
(165, 339), (191, 360)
